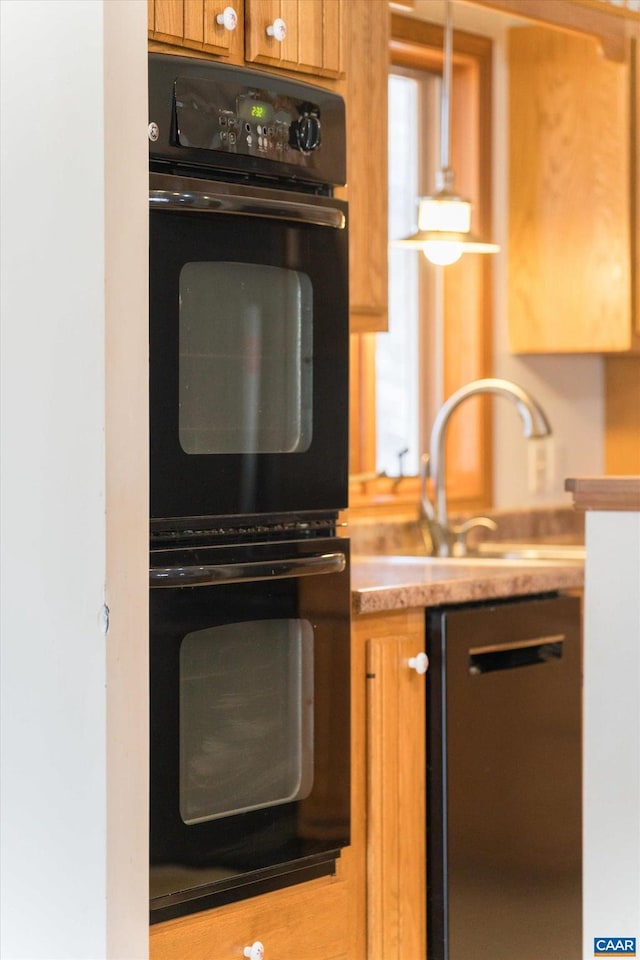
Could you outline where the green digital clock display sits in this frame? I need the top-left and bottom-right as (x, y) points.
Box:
(238, 98), (274, 124)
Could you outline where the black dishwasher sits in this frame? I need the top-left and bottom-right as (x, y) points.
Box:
(427, 594), (582, 960)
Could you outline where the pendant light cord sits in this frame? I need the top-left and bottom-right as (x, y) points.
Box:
(439, 0), (453, 183)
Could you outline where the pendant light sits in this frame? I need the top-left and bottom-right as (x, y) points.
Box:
(397, 0), (499, 266)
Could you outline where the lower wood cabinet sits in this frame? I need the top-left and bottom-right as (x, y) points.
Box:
(149, 857), (355, 959)
(354, 608), (427, 960)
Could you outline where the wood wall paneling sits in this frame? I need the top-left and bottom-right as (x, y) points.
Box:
(465, 0), (630, 61)
(605, 357), (640, 474)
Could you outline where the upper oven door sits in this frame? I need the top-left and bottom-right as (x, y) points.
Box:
(149, 175), (349, 524)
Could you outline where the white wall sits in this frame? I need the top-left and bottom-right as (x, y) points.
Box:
(410, 0), (606, 509)
(0, 2), (148, 957)
(104, 2), (149, 957)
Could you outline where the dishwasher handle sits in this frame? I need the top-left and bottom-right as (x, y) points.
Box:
(150, 551), (346, 588)
(469, 634), (565, 675)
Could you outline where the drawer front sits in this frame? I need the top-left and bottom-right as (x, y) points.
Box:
(150, 871), (349, 960)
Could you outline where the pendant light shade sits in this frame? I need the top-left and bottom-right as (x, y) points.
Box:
(396, 1), (499, 265)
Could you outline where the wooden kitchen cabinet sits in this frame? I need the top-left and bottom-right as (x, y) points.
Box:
(245, 0), (343, 79)
(342, 0), (389, 333)
(149, 0), (245, 60)
(149, 866), (353, 959)
(354, 608), (427, 960)
(149, 0), (344, 78)
(508, 26), (638, 353)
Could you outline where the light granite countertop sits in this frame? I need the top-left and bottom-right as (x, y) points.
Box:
(352, 554), (585, 615)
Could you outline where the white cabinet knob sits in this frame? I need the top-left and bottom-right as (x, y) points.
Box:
(216, 5), (238, 30)
(266, 17), (287, 41)
(408, 652), (429, 675)
(244, 943), (265, 960)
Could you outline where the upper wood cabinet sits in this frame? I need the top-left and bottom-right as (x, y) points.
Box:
(151, 1), (244, 59)
(149, 0), (344, 78)
(508, 26), (639, 353)
(343, 0), (389, 333)
(245, 0), (343, 78)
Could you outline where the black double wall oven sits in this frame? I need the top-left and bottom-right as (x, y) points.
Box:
(148, 54), (350, 924)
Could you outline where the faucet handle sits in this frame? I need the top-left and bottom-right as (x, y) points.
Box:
(450, 516), (498, 557)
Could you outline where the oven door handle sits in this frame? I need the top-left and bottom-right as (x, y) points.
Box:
(149, 188), (345, 229)
(149, 552), (347, 588)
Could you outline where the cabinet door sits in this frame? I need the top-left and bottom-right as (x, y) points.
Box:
(508, 26), (635, 353)
(359, 610), (427, 960)
(245, 0), (343, 78)
(150, 0), (245, 60)
(195, 1), (244, 59)
(151, 0), (186, 45)
(343, 0), (389, 332)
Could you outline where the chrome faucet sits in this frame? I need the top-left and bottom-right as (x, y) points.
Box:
(420, 378), (552, 557)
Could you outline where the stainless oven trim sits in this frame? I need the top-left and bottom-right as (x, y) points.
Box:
(149, 172), (346, 229)
(149, 550), (347, 587)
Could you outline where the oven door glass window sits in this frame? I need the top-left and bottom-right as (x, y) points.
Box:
(179, 618), (314, 824)
(179, 263), (313, 455)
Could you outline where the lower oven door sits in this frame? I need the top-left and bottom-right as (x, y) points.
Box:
(149, 536), (350, 923)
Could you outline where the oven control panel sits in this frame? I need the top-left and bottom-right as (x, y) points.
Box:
(214, 92), (321, 158)
(148, 53), (346, 188)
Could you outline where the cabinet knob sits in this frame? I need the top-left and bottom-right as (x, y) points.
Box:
(266, 17), (287, 41)
(216, 6), (238, 30)
(408, 652), (429, 675)
(244, 943), (265, 960)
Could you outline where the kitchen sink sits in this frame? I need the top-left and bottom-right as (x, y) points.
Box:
(469, 542), (585, 563)
(353, 544), (585, 567)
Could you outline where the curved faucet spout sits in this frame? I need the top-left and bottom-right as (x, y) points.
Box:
(426, 378), (552, 556)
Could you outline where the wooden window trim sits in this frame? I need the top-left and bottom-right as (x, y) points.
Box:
(347, 16), (495, 521)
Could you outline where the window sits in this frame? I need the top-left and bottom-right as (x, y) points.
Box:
(377, 69), (439, 479)
(349, 16), (495, 518)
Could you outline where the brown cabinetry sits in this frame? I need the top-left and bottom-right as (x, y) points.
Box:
(149, 867), (352, 959)
(353, 608), (427, 959)
(149, 0), (343, 77)
(245, 0), (343, 78)
(342, 0), (389, 332)
(508, 26), (638, 353)
(150, 0), (243, 59)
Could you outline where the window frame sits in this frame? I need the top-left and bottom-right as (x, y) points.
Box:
(347, 14), (495, 521)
